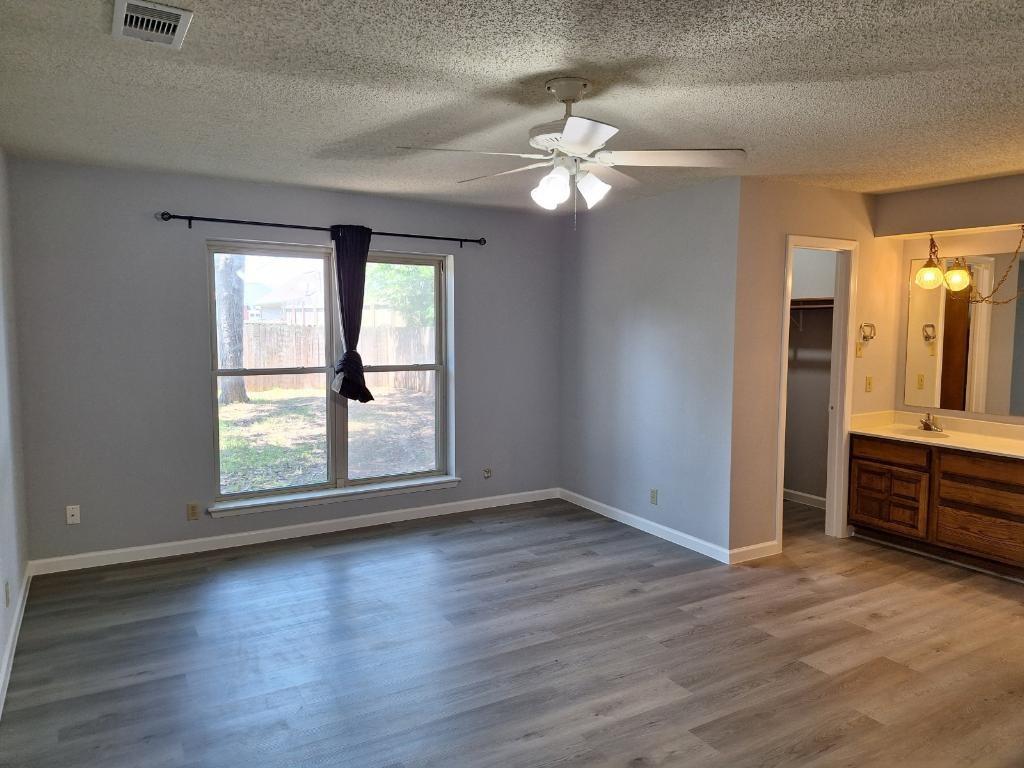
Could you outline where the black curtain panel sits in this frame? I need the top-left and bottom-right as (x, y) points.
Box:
(330, 224), (374, 403)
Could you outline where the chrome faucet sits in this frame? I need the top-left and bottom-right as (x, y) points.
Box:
(920, 412), (943, 432)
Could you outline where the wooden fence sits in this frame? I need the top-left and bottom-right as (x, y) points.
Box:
(240, 323), (435, 395)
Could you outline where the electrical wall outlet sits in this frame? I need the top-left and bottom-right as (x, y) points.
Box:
(917, 373), (925, 390)
(649, 488), (658, 505)
(482, 468), (492, 479)
(186, 503), (201, 521)
(864, 376), (873, 393)
(65, 505), (81, 525)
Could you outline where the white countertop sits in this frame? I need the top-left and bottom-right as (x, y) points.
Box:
(850, 411), (1024, 461)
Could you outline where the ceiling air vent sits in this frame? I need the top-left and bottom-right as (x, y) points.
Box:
(112, 0), (193, 49)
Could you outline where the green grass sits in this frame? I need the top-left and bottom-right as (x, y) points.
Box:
(218, 387), (435, 495)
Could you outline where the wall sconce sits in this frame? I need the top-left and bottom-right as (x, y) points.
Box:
(922, 323), (937, 343)
(859, 323), (877, 343)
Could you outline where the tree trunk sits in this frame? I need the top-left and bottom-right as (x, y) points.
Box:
(217, 254), (249, 404)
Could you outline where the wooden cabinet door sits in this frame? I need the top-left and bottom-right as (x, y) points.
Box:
(850, 459), (929, 540)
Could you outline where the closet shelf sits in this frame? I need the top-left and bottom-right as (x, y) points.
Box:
(790, 297), (834, 310)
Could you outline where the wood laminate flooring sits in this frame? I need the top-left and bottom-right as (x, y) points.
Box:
(2, 499), (1024, 767)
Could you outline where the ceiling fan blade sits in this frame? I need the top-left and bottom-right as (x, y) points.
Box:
(557, 116), (619, 156)
(595, 149), (747, 168)
(398, 146), (550, 160)
(580, 163), (640, 189)
(456, 161), (552, 184)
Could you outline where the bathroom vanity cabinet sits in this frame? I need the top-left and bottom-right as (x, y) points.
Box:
(850, 435), (1024, 570)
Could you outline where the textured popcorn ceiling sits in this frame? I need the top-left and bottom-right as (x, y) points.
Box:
(1, 1), (1023, 209)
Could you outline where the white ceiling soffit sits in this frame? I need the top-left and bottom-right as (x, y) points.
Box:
(1, 1), (1023, 210)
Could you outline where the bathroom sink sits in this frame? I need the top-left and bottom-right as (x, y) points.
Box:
(888, 425), (951, 439)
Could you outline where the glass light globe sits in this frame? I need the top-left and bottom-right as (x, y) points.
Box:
(530, 185), (558, 210)
(530, 167), (571, 210)
(944, 266), (971, 292)
(576, 171), (611, 208)
(915, 264), (945, 290)
(545, 166), (571, 204)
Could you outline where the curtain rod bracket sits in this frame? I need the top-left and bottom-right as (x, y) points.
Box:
(157, 211), (486, 247)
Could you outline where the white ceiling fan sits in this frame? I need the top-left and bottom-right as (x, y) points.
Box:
(400, 76), (747, 211)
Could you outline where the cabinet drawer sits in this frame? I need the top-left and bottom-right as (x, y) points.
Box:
(938, 479), (1024, 519)
(935, 506), (1024, 566)
(940, 451), (1024, 488)
(851, 436), (929, 470)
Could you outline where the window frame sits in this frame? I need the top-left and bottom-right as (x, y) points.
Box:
(208, 240), (335, 500)
(207, 240), (449, 501)
(341, 251), (448, 486)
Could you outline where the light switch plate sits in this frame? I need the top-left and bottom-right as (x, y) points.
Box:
(855, 341), (864, 358)
(864, 376), (873, 393)
(917, 373), (925, 390)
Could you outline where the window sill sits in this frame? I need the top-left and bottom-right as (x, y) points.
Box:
(208, 476), (462, 518)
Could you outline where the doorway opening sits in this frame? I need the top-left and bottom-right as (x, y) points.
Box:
(776, 236), (858, 545)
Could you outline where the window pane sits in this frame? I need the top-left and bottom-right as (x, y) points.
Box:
(348, 371), (437, 480)
(214, 253), (326, 370)
(361, 262), (437, 366)
(217, 373), (328, 494)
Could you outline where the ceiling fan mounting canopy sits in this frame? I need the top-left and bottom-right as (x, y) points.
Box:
(544, 76), (591, 104)
(529, 77), (594, 151)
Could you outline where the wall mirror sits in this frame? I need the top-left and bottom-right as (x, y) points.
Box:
(904, 253), (1024, 416)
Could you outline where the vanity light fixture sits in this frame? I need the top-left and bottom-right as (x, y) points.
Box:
(914, 225), (1024, 305)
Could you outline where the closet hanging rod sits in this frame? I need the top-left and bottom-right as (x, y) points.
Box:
(158, 211), (486, 247)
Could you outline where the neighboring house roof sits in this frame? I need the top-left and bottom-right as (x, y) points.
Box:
(247, 271), (324, 309)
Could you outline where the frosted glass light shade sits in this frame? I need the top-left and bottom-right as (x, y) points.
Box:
(944, 266), (971, 292)
(530, 166), (571, 210)
(576, 171), (611, 208)
(915, 263), (945, 290)
(530, 186), (558, 210)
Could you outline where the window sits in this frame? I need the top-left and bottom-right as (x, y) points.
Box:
(209, 242), (448, 499)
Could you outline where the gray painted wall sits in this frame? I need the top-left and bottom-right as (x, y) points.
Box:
(558, 179), (741, 550)
(8, 160), (564, 559)
(0, 150), (28, 696)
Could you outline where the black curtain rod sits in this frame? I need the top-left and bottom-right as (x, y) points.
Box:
(158, 211), (486, 247)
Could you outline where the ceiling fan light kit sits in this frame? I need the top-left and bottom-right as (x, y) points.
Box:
(401, 75), (747, 212)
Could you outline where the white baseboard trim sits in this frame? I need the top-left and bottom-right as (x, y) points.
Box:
(556, 489), (781, 565)
(557, 489), (732, 563)
(0, 569), (31, 723)
(28, 488), (561, 576)
(728, 539), (783, 563)
(783, 488), (826, 510)
(27, 485), (787, 578)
